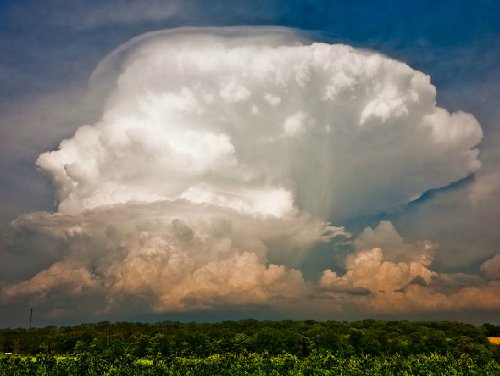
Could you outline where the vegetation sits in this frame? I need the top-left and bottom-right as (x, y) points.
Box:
(1, 320), (500, 375)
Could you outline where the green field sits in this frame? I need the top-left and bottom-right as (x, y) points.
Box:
(1, 320), (500, 375)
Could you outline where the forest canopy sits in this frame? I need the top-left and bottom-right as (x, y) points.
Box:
(2, 320), (500, 375)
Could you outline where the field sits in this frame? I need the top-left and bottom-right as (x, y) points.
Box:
(1, 320), (500, 375)
(2, 352), (500, 375)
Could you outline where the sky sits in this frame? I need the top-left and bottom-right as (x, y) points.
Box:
(1, 0), (500, 327)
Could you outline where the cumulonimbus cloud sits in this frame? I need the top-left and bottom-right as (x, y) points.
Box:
(37, 27), (482, 221)
(0, 28), (492, 323)
(0, 201), (341, 319)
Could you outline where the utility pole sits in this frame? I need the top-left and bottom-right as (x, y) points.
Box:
(29, 308), (33, 329)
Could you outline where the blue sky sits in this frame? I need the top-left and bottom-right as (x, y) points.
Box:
(1, 1), (500, 326)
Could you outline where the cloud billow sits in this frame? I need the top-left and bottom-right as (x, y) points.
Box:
(37, 28), (482, 221)
(1, 28), (494, 324)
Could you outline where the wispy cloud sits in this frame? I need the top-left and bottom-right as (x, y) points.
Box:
(6, 0), (180, 31)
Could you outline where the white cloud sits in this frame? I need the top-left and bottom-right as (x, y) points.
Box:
(1, 28), (490, 323)
(283, 111), (309, 137)
(37, 28), (482, 221)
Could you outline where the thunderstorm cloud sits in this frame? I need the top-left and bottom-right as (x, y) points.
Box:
(1, 27), (496, 323)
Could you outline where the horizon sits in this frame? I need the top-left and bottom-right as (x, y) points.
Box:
(3, 316), (500, 331)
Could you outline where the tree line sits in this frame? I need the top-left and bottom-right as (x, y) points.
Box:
(1, 319), (499, 359)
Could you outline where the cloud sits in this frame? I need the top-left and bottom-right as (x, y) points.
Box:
(481, 254), (500, 280)
(320, 221), (500, 314)
(0, 28), (490, 324)
(389, 124), (500, 269)
(1, 201), (341, 320)
(37, 27), (482, 221)
(320, 221), (436, 296)
(4, 211), (499, 322)
(17, 0), (179, 30)
(0, 82), (104, 222)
